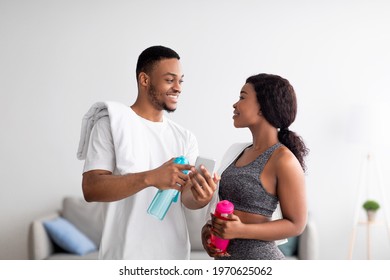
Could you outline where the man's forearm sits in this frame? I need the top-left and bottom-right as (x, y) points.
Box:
(82, 170), (151, 202)
(181, 187), (208, 209)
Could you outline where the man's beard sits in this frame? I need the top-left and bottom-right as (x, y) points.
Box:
(148, 84), (176, 113)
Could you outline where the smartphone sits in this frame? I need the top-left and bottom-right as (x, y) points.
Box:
(195, 156), (216, 176)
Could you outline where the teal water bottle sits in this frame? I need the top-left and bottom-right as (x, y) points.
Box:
(147, 156), (189, 220)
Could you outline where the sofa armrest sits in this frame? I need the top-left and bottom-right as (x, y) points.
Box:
(28, 212), (60, 260)
(297, 220), (319, 260)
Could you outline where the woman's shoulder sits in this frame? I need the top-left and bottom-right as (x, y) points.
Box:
(273, 145), (302, 171)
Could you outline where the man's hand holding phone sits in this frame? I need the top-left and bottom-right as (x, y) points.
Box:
(182, 156), (219, 209)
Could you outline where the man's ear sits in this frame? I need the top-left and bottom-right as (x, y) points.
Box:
(138, 72), (149, 87)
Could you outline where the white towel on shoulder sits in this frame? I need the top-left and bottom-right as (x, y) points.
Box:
(76, 101), (111, 160)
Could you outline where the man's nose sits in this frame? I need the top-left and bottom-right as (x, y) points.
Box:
(172, 81), (182, 93)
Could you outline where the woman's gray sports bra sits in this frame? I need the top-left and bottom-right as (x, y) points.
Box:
(218, 143), (282, 217)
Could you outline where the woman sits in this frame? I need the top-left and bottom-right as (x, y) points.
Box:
(202, 73), (309, 260)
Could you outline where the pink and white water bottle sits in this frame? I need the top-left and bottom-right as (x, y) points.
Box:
(211, 200), (234, 253)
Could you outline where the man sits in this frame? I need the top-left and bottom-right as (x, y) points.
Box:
(78, 46), (217, 259)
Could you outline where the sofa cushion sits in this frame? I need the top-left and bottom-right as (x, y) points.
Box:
(62, 197), (104, 246)
(43, 217), (97, 255)
(278, 236), (299, 256)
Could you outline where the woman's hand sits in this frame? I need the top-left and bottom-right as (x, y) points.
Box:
(211, 212), (244, 240)
(201, 220), (230, 258)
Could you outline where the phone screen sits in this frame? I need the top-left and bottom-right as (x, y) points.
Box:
(195, 156), (216, 175)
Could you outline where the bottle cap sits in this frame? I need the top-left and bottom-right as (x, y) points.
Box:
(174, 156), (189, 165)
(216, 200), (234, 214)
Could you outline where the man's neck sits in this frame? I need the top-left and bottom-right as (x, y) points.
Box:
(130, 103), (164, 122)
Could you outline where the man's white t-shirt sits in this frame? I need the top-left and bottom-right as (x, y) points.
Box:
(83, 105), (198, 259)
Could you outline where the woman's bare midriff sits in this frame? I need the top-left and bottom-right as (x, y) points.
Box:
(234, 209), (271, 224)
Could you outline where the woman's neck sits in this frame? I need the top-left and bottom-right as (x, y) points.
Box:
(249, 125), (278, 152)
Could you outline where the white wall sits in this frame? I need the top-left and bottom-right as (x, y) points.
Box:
(1, 0), (390, 260)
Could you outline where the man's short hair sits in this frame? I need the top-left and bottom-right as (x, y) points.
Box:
(136, 46), (180, 81)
